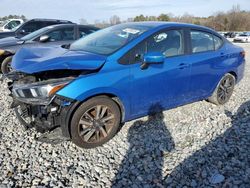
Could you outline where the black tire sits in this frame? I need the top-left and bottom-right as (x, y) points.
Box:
(1, 56), (13, 74)
(70, 96), (121, 149)
(208, 73), (235, 105)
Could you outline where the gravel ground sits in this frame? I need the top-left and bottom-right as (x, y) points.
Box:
(0, 43), (250, 188)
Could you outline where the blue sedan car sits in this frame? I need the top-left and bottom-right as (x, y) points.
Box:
(7, 22), (245, 148)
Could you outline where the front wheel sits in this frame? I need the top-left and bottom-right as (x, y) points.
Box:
(70, 96), (121, 149)
(208, 73), (235, 105)
(1, 56), (13, 74)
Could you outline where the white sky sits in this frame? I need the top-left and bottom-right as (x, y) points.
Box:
(0, 0), (249, 23)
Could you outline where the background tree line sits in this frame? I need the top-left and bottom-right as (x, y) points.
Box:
(0, 15), (27, 22)
(1, 4), (249, 31)
(93, 5), (250, 31)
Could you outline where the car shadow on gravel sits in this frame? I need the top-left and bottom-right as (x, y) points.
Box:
(112, 104), (175, 188)
(164, 101), (250, 187)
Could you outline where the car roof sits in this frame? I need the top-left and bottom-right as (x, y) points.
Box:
(43, 24), (99, 30)
(29, 18), (73, 23)
(126, 21), (215, 32)
(44, 23), (77, 29)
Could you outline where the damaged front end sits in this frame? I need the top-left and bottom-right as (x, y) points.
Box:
(6, 46), (107, 144)
(7, 71), (82, 144)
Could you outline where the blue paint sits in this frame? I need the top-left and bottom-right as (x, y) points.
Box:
(12, 46), (106, 74)
(12, 22), (245, 123)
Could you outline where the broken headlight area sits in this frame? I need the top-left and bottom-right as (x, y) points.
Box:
(8, 76), (77, 143)
(13, 95), (75, 135)
(11, 77), (74, 105)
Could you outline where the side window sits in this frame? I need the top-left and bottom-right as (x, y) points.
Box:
(79, 27), (96, 38)
(191, 31), (214, 53)
(61, 27), (74, 40)
(46, 27), (74, 41)
(119, 41), (146, 65)
(214, 35), (223, 50)
(35, 22), (45, 30)
(4, 23), (10, 29)
(4, 21), (21, 30)
(119, 29), (184, 64)
(21, 22), (41, 33)
(44, 21), (57, 27)
(15, 21), (21, 25)
(147, 30), (184, 57)
(47, 30), (61, 41)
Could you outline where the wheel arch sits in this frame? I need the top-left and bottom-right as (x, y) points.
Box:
(60, 93), (126, 139)
(228, 71), (237, 81)
(79, 93), (126, 122)
(0, 50), (15, 65)
(209, 70), (237, 98)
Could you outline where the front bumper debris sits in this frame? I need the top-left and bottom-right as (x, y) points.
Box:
(11, 94), (77, 143)
(35, 127), (69, 145)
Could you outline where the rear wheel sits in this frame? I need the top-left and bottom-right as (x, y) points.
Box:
(70, 96), (121, 148)
(1, 56), (13, 74)
(208, 73), (235, 105)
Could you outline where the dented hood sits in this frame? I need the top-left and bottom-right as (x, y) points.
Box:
(12, 46), (107, 74)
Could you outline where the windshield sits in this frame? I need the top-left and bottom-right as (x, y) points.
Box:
(21, 26), (52, 41)
(70, 23), (153, 55)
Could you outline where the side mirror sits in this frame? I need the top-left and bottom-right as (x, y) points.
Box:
(141, 52), (164, 70)
(39, 35), (50, 43)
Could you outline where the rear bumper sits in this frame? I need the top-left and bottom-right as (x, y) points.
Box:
(236, 59), (246, 84)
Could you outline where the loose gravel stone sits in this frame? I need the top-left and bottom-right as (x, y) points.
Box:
(0, 43), (250, 187)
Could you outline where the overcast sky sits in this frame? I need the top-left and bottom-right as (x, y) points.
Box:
(0, 0), (250, 23)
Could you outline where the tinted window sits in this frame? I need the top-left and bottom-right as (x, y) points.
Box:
(191, 31), (214, 53)
(21, 22), (43, 33)
(214, 35), (223, 50)
(120, 30), (184, 64)
(79, 27), (97, 38)
(46, 27), (74, 41)
(4, 20), (21, 30)
(21, 27), (51, 41)
(44, 21), (56, 26)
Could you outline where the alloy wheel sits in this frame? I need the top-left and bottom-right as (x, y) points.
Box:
(6, 62), (12, 73)
(217, 76), (235, 104)
(78, 105), (115, 143)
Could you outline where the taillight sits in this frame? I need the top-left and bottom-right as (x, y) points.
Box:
(240, 51), (246, 58)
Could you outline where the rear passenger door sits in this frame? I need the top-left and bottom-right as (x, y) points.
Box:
(187, 30), (224, 99)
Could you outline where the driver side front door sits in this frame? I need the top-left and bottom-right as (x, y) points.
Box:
(126, 29), (192, 118)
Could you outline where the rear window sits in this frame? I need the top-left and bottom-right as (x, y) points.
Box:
(191, 30), (223, 53)
(214, 35), (223, 50)
(191, 31), (214, 53)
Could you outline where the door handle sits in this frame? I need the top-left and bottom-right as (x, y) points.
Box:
(178, 63), (190, 69)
